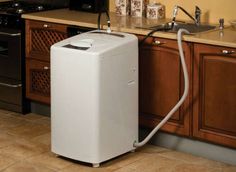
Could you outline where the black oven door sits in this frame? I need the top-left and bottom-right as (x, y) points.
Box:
(0, 29), (21, 80)
(0, 29), (24, 112)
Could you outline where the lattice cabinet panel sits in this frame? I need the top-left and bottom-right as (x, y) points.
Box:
(26, 59), (50, 104)
(31, 69), (50, 96)
(31, 29), (66, 54)
(26, 20), (67, 62)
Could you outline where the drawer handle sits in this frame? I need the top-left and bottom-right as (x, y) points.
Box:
(221, 50), (235, 54)
(153, 40), (165, 46)
(0, 82), (22, 88)
(43, 24), (50, 28)
(43, 66), (49, 70)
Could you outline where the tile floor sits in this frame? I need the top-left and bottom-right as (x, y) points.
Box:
(0, 109), (236, 172)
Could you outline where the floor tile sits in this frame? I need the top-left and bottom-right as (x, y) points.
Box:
(124, 154), (181, 172)
(0, 116), (25, 130)
(159, 150), (228, 169)
(0, 132), (17, 149)
(31, 132), (51, 146)
(2, 112), (39, 119)
(60, 163), (113, 172)
(222, 166), (236, 172)
(0, 154), (16, 171)
(33, 116), (51, 126)
(135, 144), (171, 154)
(112, 167), (135, 172)
(0, 109), (12, 115)
(6, 122), (50, 139)
(2, 161), (56, 172)
(0, 138), (48, 161)
(26, 152), (73, 171)
(173, 163), (222, 172)
(103, 152), (151, 170)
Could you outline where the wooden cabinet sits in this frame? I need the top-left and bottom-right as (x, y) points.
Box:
(25, 20), (67, 104)
(139, 36), (193, 136)
(193, 43), (236, 148)
(26, 59), (50, 104)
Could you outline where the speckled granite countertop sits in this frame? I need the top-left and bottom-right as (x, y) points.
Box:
(22, 9), (236, 48)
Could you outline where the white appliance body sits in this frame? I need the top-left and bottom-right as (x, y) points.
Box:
(51, 30), (138, 164)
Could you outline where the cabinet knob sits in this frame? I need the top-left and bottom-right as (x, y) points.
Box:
(221, 50), (235, 54)
(43, 24), (50, 28)
(43, 66), (49, 70)
(153, 40), (165, 46)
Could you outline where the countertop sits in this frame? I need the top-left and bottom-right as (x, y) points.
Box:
(22, 9), (236, 48)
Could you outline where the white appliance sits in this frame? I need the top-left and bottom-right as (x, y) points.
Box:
(51, 30), (138, 167)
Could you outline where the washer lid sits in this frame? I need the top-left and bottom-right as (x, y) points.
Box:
(70, 39), (94, 48)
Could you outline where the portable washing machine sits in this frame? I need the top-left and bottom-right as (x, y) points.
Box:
(51, 30), (138, 167)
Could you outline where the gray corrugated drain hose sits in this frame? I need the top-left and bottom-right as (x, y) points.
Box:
(134, 29), (190, 148)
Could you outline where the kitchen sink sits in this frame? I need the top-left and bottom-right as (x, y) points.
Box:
(147, 22), (216, 34)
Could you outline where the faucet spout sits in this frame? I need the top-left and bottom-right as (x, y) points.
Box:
(97, 2), (111, 33)
(171, 5), (178, 28)
(172, 5), (201, 26)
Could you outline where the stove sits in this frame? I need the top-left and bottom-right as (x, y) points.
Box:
(0, 1), (67, 29)
(0, 0), (68, 113)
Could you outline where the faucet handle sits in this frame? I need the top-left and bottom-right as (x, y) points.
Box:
(219, 18), (224, 30)
(195, 6), (201, 24)
(195, 6), (201, 12)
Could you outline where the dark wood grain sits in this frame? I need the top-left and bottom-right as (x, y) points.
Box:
(26, 59), (50, 104)
(25, 20), (67, 62)
(25, 20), (67, 104)
(138, 36), (193, 136)
(193, 43), (236, 148)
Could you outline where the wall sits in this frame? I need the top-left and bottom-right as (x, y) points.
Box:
(110, 0), (235, 24)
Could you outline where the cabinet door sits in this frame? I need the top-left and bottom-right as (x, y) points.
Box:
(25, 20), (67, 61)
(26, 59), (50, 104)
(193, 43), (236, 148)
(139, 36), (192, 136)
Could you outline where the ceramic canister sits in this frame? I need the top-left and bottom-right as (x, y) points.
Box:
(130, 0), (145, 17)
(146, 3), (165, 19)
(115, 0), (130, 16)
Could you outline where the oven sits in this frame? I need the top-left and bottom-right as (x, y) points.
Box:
(0, 29), (21, 80)
(0, 28), (28, 112)
(0, 0), (69, 113)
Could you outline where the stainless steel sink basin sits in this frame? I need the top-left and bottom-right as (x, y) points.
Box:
(148, 22), (216, 34)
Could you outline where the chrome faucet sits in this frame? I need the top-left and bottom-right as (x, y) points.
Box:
(195, 6), (201, 25)
(172, 5), (201, 26)
(97, 4), (111, 33)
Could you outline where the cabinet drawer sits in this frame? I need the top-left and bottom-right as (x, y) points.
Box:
(26, 59), (50, 104)
(25, 20), (67, 61)
(138, 36), (180, 48)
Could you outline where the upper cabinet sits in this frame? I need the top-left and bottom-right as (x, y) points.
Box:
(193, 43), (236, 148)
(139, 36), (193, 136)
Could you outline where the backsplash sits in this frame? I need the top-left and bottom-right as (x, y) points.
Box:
(109, 0), (235, 24)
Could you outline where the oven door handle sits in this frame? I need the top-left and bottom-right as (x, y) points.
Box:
(0, 32), (21, 37)
(0, 82), (22, 88)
